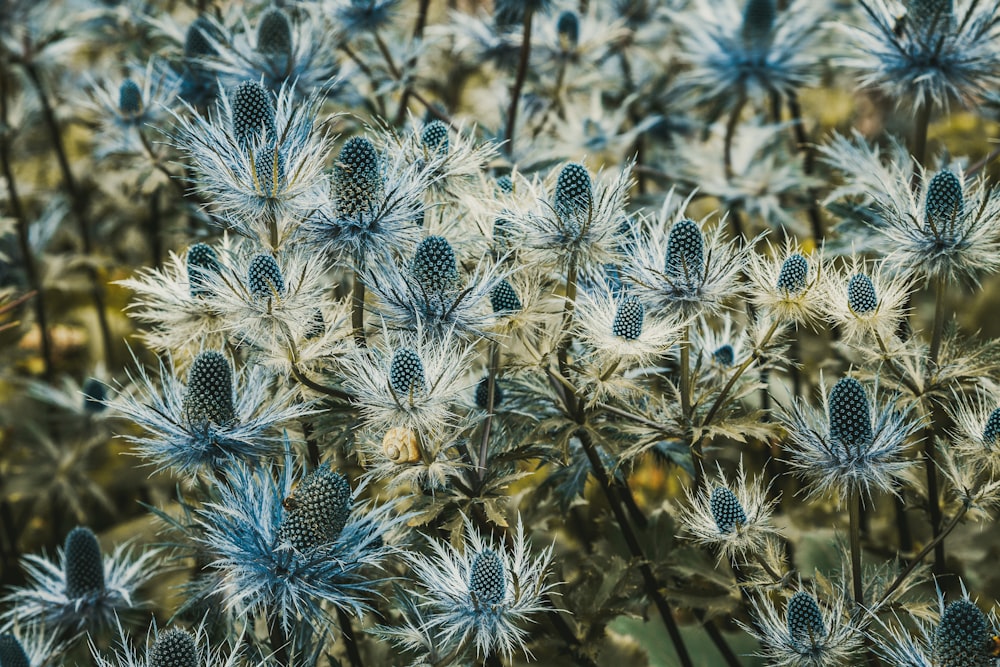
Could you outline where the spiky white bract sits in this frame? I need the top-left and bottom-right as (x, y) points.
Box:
(194, 457), (407, 634)
(306, 135), (431, 266)
(363, 239), (509, 341)
(678, 460), (780, 562)
(574, 285), (687, 368)
(117, 245), (231, 358)
(112, 351), (313, 476)
(947, 387), (1000, 477)
(670, 0), (827, 113)
(0, 536), (158, 636)
(89, 616), (247, 667)
(821, 133), (1000, 284)
(823, 257), (911, 347)
(515, 161), (633, 273)
(742, 585), (863, 667)
(745, 240), (825, 326)
(689, 313), (760, 384)
(343, 325), (473, 446)
(846, 0), (1000, 110)
(624, 194), (751, 318)
(200, 4), (345, 99)
(327, 0), (402, 34)
(170, 82), (333, 250)
(198, 240), (330, 352)
(778, 376), (922, 503)
(406, 515), (556, 661)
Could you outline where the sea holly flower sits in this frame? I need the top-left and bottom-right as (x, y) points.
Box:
(0, 625), (64, 667)
(744, 241), (825, 326)
(89, 613), (254, 666)
(404, 515), (556, 661)
(846, 0), (1000, 110)
(778, 376), (922, 502)
(191, 459), (407, 633)
(112, 351), (312, 476)
(823, 257), (911, 346)
(0, 527), (158, 636)
(743, 587), (862, 666)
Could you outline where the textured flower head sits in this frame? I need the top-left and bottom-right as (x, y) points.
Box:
(778, 376), (921, 501)
(170, 82), (333, 248)
(821, 132), (1000, 284)
(625, 195), (750, 318)
(743, 586), (863, 666)
(745, 240), (825, 325)
(823, 257), (910, 346)
(405, 516), (555, 660)
(0, 624), (63, 667)
(89, 618), (248, 667)
(112, 351), (312, 476)
(192, 458), (406, 632)
(948, 388), (1000, 476)
(1, 527), (158, 636)
(677, 460), (780, 562)
(846, 0), (1000, 109)
(670, 0), (827, 114)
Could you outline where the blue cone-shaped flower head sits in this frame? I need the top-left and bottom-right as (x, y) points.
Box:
(118, 79), (142, 117)
(612, 295), (644, 341)
(490, 279), (522, 314)
(389, 348), (427, 397)
(776, 253), (808, 294)
(847, 273), (878, 315)
(420, 121), (449, 155)
(148, 628), (198, 667)
(182, 352), (236, 427)
(333, 136), (382, 221)
(932, 600), (992, 667)
(64, 527), (105, 599)
(247, 254), (285, 300)
(475, 376), (503, 409)
(278, 465), (352, 553)
(256, 8), (293, 59)
(982, 408), (1000, 449)
(496, 175), (514, 194)
(713, 344), (735, 367)
(185, 16), (218, 58)
(411, 236), (459, 295)
(907, 0), (954, 30)
(709, 487), (747, 533)
(230, 81), (276, 149)
(786, 592), (827, 653)
(742, 0), (776, 48)
(83, 377), (108, 414)
(186, 243), (220, 298)
(665, 219), (705, 284)
(925, 170), (963, 238)
(469, 549), (507, 607)
(0, 634), (29, 667)
(554, 162), (593, 223)
(557, 10), (580, 49)
(829, 378), (873, 455)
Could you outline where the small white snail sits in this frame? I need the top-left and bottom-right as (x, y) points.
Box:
(382, 427), (420, 464)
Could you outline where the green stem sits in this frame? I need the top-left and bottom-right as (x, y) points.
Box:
(849, 490), (864, 607)
(476, 340), (500, 483)
(352, 266), (367, 347)
(911, 102), (932, 184)
(267, 611), (289, 667)
(504, 9), (534, 155)
(394, 0), (432, 125)
(337, 607), (365, 667)
(786, 91), (824, 244)
(723, 96), (747, 182)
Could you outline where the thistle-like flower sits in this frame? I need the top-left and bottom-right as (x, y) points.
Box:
(778, 376), (922, 501)
(192, 459), (406, 632)
(1, 527), (158, 636)
(743, 586), (863, 666)
(745, 240), (825, 325)
(405, 516), (555, 660)
(0, 624), (63, 667)
(947, 388), (1000, 476)
(307, 134), (429, 265)
(677, 460), (780, 562)
(364, 235), (509, 340)
(112, 351), (312, 476)
(89, 618), (248, 667)
(170, 81), (333, 248)
(625, 195), (750, 318)
(846, 0), (1000, 110)
(821, 132), (1000, 284)
(670, 0), (827, 116)
(823, 257), (910, 346)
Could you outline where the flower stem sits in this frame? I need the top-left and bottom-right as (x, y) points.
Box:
(337, 607), (365, 667)
(504, 9), (535, 156)
(723, 96), (747, 182)
(786, 91), (824, 244)
(925, 273), (947, 574)
(911, 102), (932, 183)
(849, 490), (864, 607)
(394, 0), (433, 125)
(267, 611), (289, 667)
(476, 340), (500, 483)
(352, 266), (367, 347)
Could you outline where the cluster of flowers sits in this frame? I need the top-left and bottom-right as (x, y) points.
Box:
(4, 0), (1000, 665)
